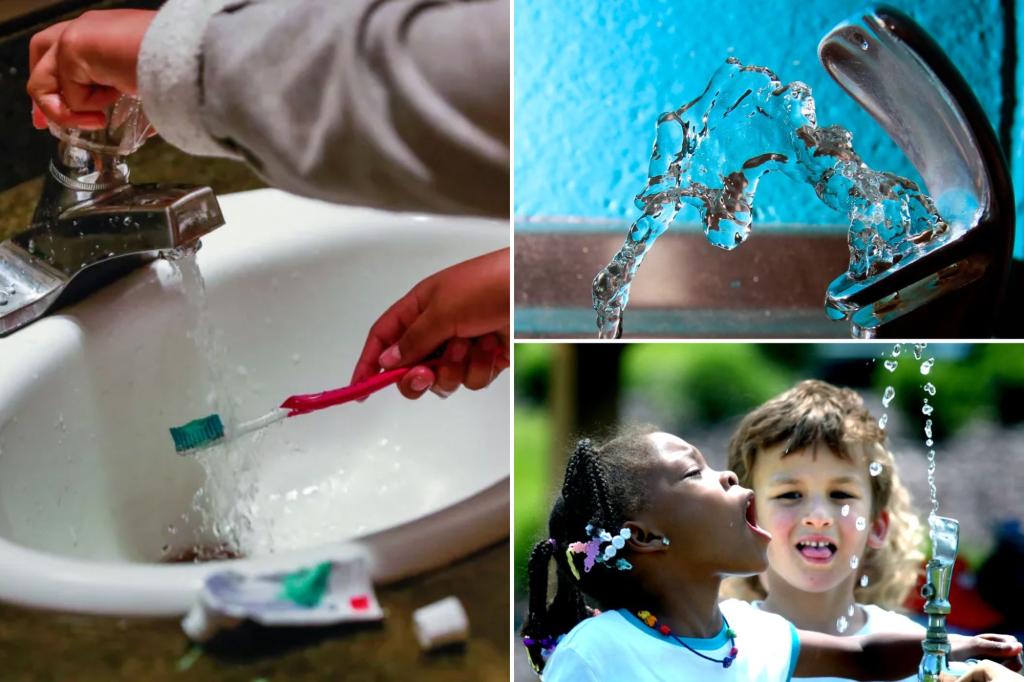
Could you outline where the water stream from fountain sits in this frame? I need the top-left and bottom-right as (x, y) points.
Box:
(593, 59), (952, 338)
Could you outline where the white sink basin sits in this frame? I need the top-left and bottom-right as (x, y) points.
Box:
(0, 189), (509, 616)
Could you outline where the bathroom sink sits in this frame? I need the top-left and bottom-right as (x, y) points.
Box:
(515, 222), (851, 338)
(0, 189), (509, 615)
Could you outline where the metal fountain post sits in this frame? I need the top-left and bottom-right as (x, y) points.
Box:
(918, 515), (961, 682)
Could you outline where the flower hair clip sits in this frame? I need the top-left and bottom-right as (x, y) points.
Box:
(523, 634), (564, 664)
(566, 523), (633, 578)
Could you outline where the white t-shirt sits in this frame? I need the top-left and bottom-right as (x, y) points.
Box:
(543, 598), (800, 681)
(751, 601), (925, 682)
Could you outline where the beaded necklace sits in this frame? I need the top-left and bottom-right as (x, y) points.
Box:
(636, 609), (738, 668)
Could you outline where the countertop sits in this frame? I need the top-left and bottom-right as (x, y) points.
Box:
(0, 542), (509, 681)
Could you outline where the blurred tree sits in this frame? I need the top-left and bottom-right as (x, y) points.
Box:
(514, 343), (553, 406)
(620, 344), (791, 425)
(575, 344), (624, 434)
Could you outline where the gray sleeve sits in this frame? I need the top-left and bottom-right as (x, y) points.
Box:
(138, 0), (509, 217)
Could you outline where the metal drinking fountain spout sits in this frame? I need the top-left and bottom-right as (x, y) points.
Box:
(0, 96), (224, 336)
(818, 6), (1014, 338)
(918, 516), (961, 682)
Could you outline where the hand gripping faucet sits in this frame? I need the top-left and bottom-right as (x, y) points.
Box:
(0, 97), (224, 336)
(819, 6), (1014, 338)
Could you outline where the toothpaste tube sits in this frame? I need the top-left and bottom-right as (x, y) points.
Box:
(182, 555), (383, 641)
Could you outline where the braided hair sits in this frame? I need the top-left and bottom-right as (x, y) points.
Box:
(521, 428), (657, 673)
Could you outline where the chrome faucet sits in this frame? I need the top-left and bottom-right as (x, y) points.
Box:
(918, 516), (962, 682)
(0, 97), (224, 336)
(818, 6), (1014, 338)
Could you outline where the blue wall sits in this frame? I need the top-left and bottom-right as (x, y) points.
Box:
(1016, 0), (1023, 260)
(515, 0), (1018, 254)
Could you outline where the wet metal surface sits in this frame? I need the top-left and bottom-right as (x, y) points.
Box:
(515, 225), (852, 338)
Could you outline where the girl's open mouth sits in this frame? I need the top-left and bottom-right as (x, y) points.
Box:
(795, 536), (837, 564)
(745, 495), (772, 542)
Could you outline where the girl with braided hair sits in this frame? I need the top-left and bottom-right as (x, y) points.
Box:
(521, 429), (1021, 681)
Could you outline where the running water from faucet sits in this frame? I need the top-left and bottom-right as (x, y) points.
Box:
(593, 59), (950, 338)
(161, 252), (417, 559)
(165, 248), (258, 558)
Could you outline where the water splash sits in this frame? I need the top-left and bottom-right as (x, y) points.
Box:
(592, 58), (948, 338)
(0, 284), (14, 307)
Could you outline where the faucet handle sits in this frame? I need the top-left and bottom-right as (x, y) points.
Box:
(47, 95), (153, 157)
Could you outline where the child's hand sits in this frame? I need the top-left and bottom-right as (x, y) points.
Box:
(27, 9), (156, 130)
(351, 248), (509, 400)
(951, 633), (1024, 671)
(940, 660), (1024, 682)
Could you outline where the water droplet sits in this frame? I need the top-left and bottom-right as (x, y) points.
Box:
(856, 517), (867, 531)
(869, 461), (883, 477)
(924, 420), (933, 438)
(167, 525), (177, 534)
(923, 382), (936, 396)
(161, 544), (170, 553)
(860, 575), (870, 587)
(925, 439), (933, 447)
(841, 504), (850, 517)
(913, 343), (926, 360)
(123, 216), (131, 225)
(860, 40), (869, 50)
(850, 555), (859, 569)
(848, 604), (855, 617)
(884, 359), (898, 372)
(891, 344), (901, 357)
(836, 615), (849, 633)
(922, 402), (934, 416)
(878, 414), (888, 429)
(882, 386), (895, 407)
(920, 358), (935, 375)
